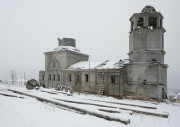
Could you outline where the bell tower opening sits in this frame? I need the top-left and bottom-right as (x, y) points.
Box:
(129, 5), (166, 62)
(148, 17), (157, 29)
(137, 17), (144, 29)
(131, 21), (134, 31)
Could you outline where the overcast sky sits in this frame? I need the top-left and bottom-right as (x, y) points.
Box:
(0, 0), (180, 89)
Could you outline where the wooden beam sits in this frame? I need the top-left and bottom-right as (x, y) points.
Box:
(8, 89), (130, 125)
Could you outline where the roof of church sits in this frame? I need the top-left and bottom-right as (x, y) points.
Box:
(68, 59), (129, 70)
(54, 46), (80, 53)
(45, 46), (88, 56)
(130, 5), (161, 20)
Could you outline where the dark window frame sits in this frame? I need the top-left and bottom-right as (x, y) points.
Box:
(42, 74), (45, 80)
(49, 75), (51, 81)
(149, 17), (157, 29)
(137, 17), (144, 28)
(75, 75), (80, 82)
(57, 74), (60, 81)
(69, 74), (72, 82)
(111, 75), (115, 84)
(53, 75), (56, 81)
(131, 21), (134, 31)
(85, 74), (89, 82)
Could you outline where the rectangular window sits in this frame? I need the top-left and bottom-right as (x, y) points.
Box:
(131, 21), (134, 31)
(42, 74), (45, 80)
(53, 75), (56, 81)
(85, 74), (89, 82)
(111, 75), (115, 84)
(137, 17), (144, 28)
(48, 75), (51, 81)
(149, 17), (157, 29)
(75, 75), (80, 82)
(69, 74), (72, 82)
(57, 74), (60, 81)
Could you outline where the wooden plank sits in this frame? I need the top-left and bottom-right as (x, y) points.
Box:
(0, 92), (24, 99)
(54, 98), (168, 118)
(87, 99), (157, 109)
(8, 89), (130, 125)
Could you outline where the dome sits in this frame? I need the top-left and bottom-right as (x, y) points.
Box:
(142, 5), (156, 13)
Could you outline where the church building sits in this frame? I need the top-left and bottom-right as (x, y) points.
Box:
(39, 6), (168, 99)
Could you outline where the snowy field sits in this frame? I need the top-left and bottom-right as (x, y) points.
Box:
(0, 83), (180, 127)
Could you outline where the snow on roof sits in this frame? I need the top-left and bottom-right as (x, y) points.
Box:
(45, 46), (82, 54)
(68, 59), (129, 70)
(54, 46), (80, 52)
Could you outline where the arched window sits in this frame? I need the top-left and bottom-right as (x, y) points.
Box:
(49, 60), (60, 68)
(137, 17), (144, 29)
(149, 17), (157, 29)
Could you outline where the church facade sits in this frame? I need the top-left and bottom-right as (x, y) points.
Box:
(39, 6), (168, 99)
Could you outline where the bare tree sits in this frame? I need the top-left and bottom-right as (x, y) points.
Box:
(9, 70), (17, 85)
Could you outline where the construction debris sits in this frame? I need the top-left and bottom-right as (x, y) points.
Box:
(56, 84), (73, 95)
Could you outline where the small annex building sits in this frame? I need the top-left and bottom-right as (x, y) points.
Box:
(39, 6), (168, 99)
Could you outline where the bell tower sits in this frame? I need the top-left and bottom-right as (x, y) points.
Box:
(126, 6), (168, 99)
(129, 5), (166, 63)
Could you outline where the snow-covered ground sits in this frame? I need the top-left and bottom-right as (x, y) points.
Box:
(0, 83), (180, 127)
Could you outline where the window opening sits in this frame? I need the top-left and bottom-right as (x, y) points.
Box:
(111, 75), (115, 84)
(69, 74), (72, 82)
(42, 74), (45, 80)
(53, 75), (56, 81)
(75, 75), (80, 82)
(131, 21), (134, 31)
(85, 74), (89, 82)
(149, 17), (157, 29)
(137, 17), (144, 29)
(160, 18), (162, 28)
(57, 74), (60, 81)
(48, 75), (51, 81)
